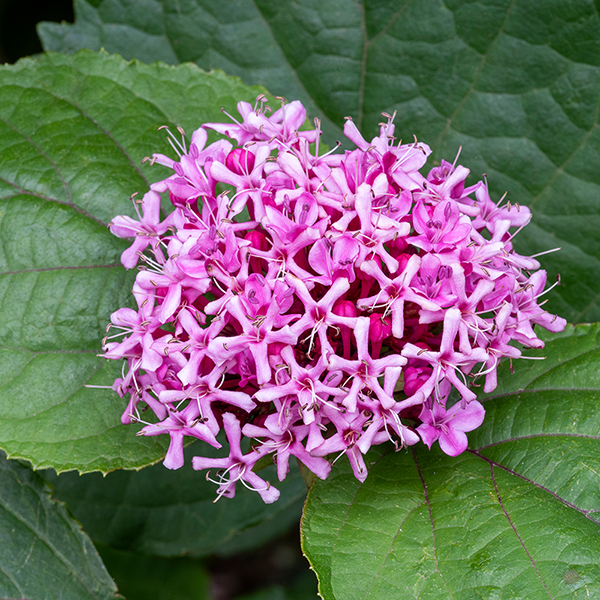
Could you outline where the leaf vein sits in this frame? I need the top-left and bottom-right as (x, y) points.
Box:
(0, 115), (72, 204)
(250, 0), (344, 133)
(366, 0), (413, 46)
(0, 174), (107, 227)
(0, 353), (35, 391)
(474, 432), (600, 450)
(529, 108), (600, 211)
(489, 462), (555, 598)
(360, 499), (428, 600)
(18, 72), (156, 188)
(480, 452), (600, 526)
(431, 0), (518, 149)
(0, 264), (121, 276)
(0, 561), (24, 597)
(413, 448), (455, 600)
(484, 345), (600, 401)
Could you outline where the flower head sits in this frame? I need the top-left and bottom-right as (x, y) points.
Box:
(102, 98), (566, 501)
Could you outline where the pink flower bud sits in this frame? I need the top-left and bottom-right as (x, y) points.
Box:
(226, 148), (255, 175)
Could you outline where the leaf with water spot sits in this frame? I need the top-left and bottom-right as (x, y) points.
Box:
(302, 324), (600, 599)
(39, 0), (600, 323)
(0, 50), (267, 472)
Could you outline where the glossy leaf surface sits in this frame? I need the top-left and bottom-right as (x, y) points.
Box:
(302, 324), (600, 599)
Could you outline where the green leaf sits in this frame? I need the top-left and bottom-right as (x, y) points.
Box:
(97, 546), (210, 600)
(43, 441), (307, 557)
(0, 50), (267, 473)
(0, 453), (117, 600)
(302, 323), (600, 599)
(38, 0), (600, 322)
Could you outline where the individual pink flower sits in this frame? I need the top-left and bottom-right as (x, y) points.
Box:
(192, 413), (280, 503)
(417, 383), (485, 456)
(109, 190), (171, 269)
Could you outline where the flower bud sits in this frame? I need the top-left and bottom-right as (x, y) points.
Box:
(226, 148), (255, 175)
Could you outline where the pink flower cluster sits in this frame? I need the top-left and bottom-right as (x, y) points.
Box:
(104, 97), (566, 503)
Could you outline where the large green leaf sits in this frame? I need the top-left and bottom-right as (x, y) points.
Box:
(0, 452), (117, 600)
(302, 323), (600, 599)
(39, 0), (600, 322)
(42, 441), (307, 557)
(0, 50), (266, 472)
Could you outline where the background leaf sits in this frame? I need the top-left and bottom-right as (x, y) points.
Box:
(38, 0), (600, 323)
(43, 441), (307, 558)
(0, 452), (117, 600)
(301, 324), (600, 599)
(96, 546), (210, 600)
(0, 50), (267, 472)
(234, 569), (319, 600)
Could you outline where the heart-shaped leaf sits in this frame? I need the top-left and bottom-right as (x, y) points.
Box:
(0, 50), (267, 472)
(0, 453), (117, 600)
(39, 0), (600, 322)
(302, 324), (600, 599)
